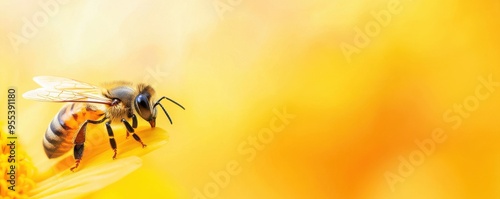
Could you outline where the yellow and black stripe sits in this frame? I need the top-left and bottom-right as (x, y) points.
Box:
(43, 103), (104, 158)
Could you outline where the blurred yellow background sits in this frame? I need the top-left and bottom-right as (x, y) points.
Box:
(1, 0), (500, 198)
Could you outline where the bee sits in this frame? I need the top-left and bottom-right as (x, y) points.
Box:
(23, 76), (185, 171)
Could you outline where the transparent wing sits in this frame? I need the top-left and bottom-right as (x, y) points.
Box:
(34, 76), (101, 91)
(23, 76), (112, 104)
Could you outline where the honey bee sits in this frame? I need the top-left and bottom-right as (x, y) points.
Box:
(23, 76), (184, 171)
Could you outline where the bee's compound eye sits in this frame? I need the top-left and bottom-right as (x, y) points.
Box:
(134, 94), (152, 120)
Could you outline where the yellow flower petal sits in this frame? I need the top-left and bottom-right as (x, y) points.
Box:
(35, 126), (169, 180)
(30, 156), (142, 199)
(5, 122), (170, 198)
(85, 126), (170, 165)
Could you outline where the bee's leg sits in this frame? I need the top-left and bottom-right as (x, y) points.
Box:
(85, 118), (117, 159)
(105, 121), (118, 159)
(125, 113), (138, 139)
(130, 114), (138, 129)
(70, 122), (88, 172)
(70, 118), (108, 171)
(121, 118), (147, 148)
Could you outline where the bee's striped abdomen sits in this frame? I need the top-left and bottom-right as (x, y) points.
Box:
(43, 103), (104, 158)
(43, 104), (81, 158)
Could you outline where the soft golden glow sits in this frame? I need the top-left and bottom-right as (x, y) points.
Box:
(2, 0), (500, 198)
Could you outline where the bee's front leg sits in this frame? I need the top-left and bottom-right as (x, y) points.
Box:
(125, 113), (138, 139)
(130, 114), (138, 129)
(122, 118), (147, 148)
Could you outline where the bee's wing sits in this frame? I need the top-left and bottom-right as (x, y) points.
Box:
(33, 76), (100, 91)
(23, 76), (112, 104)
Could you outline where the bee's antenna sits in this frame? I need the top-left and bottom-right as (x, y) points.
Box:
(153, 96), (185, 124)
(155, 102), (173, 124)
(156, 96), (185, 110)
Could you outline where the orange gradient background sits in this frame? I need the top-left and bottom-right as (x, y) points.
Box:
(1, 0), (500, 198)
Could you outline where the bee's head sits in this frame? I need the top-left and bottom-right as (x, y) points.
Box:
(134, 85), (157, 127)
(135, 84), (185, 128)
